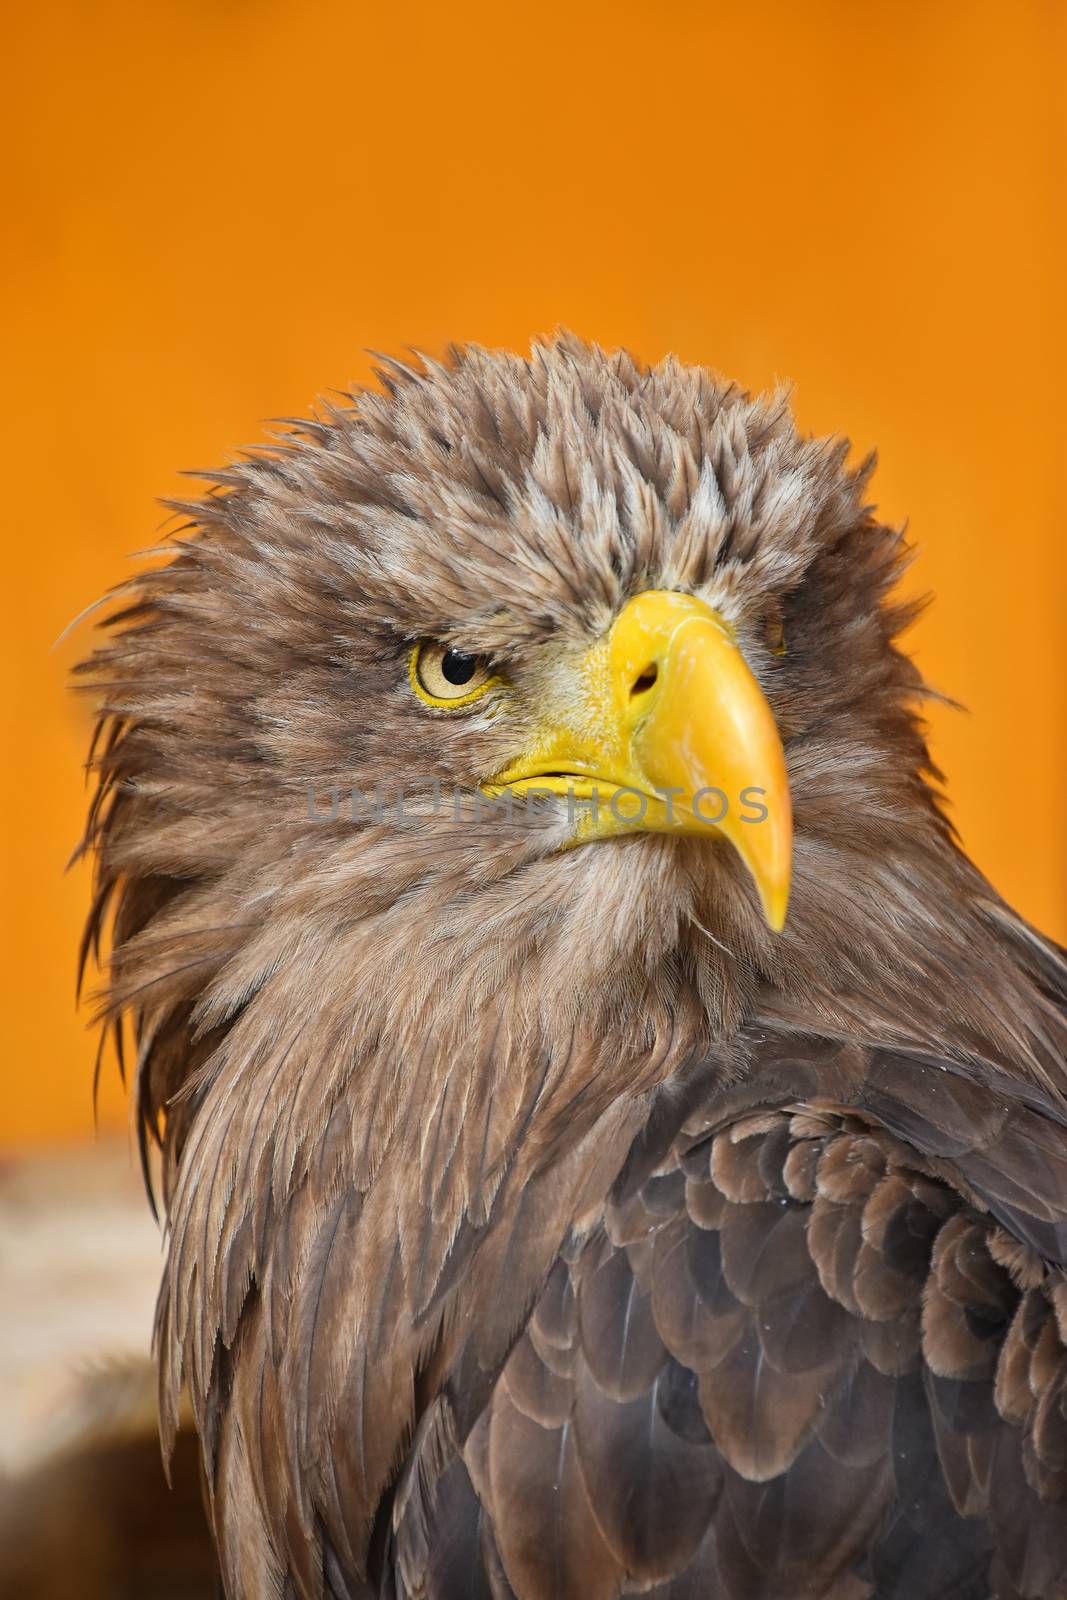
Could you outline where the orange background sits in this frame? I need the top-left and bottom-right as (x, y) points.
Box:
(2, 0), (1064, 1147)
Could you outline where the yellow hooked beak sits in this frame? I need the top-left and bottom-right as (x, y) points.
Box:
(490, 590), (792, 930)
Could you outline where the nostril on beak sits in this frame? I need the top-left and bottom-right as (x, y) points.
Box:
(630, 663), (659, 697)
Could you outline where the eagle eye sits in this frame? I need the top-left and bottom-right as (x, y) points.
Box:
(410, 642), (496, 707)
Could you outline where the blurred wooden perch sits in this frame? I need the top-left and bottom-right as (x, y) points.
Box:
(0, 1140), (215, 1597)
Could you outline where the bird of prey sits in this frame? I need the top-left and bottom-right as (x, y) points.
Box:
(77, 334), (1067, 1600)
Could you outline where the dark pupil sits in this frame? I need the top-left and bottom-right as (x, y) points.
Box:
(442, 648), (477, 686)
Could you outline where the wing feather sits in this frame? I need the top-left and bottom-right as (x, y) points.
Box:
(433, 1028), (1067, 1598)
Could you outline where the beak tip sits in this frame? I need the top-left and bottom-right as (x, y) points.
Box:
(757, 879), (791, 934)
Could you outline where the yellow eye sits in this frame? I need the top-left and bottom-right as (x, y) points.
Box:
(409, 641), (497, 707)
